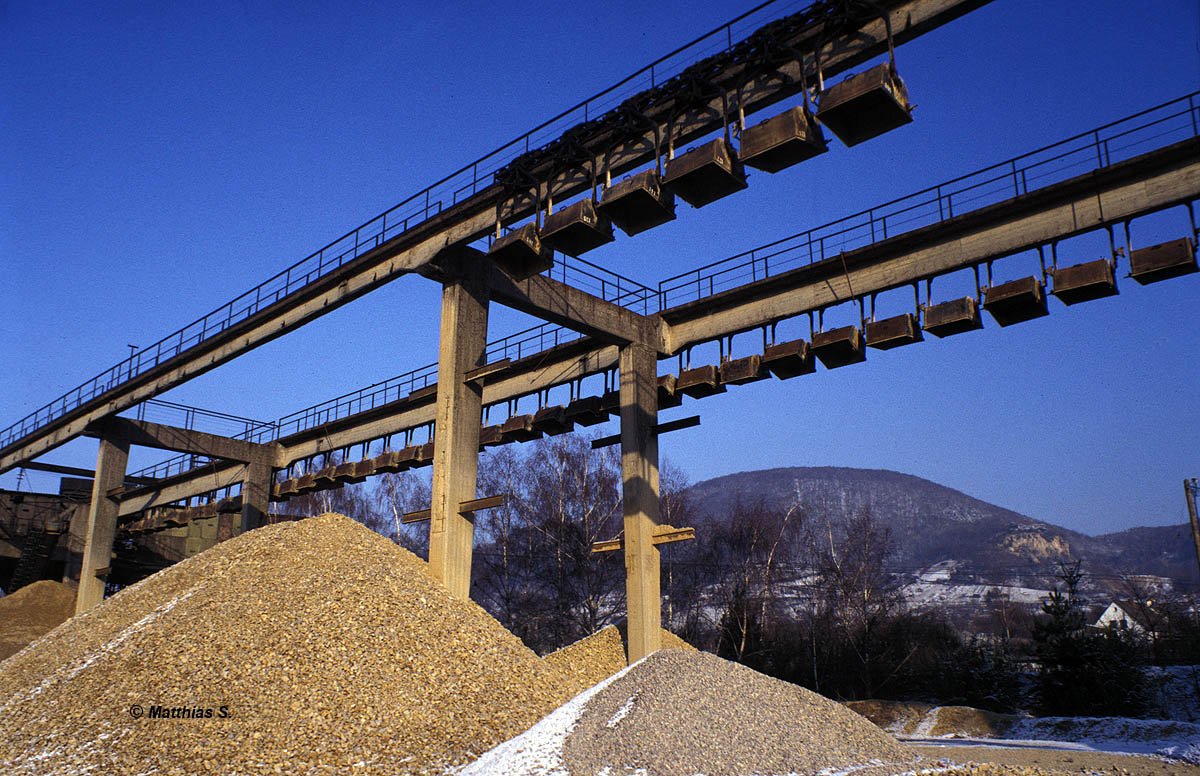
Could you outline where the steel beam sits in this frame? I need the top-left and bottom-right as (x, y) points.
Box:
(84, 417), (281, 466)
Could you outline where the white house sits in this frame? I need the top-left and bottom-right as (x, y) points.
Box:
(1094, 600), (1158, 636)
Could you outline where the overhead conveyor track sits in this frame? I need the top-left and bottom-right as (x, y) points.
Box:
(0, 0), (991, 475)
(105, 92), (1200, 521)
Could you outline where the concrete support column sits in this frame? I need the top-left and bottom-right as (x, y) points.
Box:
(619, 342), (661, 662)
(428, 255), (490, 599)
(240, 460), (272, 534)
(76, 436), (129, 614)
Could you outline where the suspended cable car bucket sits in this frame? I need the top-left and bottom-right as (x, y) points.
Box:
(540, 198), (615, 256)
(488, 223), (553, 280)
(565, 395), (609, 426)
(597, 170), (677, 236)
(762, 339), (815, 379)
(662, 138), (748, 208)
(500, 414), (542, 443)
(816, 63), (913, 147)
(983, 276), (1049, 327)
(739, 106), (827, 173)
(720, 354), (766, 385)
(658, 374), (683, 409)
(532, 405), (573, 436)
(865, 313), (923, 350)
(1050, 259), (1119, 305)
(676, 364), (727, 398)
(1129, 237), (1198, 284)
(923, 297), (984, 338)
(812, 326), (866, 368)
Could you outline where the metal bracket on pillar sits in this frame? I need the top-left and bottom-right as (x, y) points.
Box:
(591, 524), (695, 553)
(403, 494), (506, 524)
(591, 415), (700, 449)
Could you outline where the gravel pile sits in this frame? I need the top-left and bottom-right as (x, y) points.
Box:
(0, 579), (76, 661)
(462, 649), (921, 776)
(544, 625), (694, 697)
(0, 513), (572, 775)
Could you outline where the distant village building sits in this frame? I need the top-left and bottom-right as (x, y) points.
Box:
(1094, 600), (1161, 636)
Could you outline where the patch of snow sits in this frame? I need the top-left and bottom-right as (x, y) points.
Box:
(605, 693), (638, 729)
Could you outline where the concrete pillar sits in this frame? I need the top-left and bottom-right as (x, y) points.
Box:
(428, 254), (490, 599)
(240, 460), (271, 534)
(619, 342), (661, 662)
(76, 436), (129, 614)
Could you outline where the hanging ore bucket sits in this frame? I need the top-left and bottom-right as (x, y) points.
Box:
(488, 223), (553, 280)
(720, 354), (766, 385)
(811, 326), (866, 369)
(676, 364), (726, 398)
(332, 461), (366, 484)
(597, 170), (676, 236)
(276, 478), (300, 499)
(1050, 259), (1118, 305)
(314, 466), (338, 488)
(294, 473), (317, 495)
(500, 414), (542, 443)
(923, 297), (983, 338)
(662, 138), (748, 208)
(566, 395), (609, 426)
(478, 425), (504, 448)
(762, 339), (814, 379)
(658, 374), (683, 409)
(541, 198), (614, 256)
(983, 276), (1049, 327)
(373, 450), (410, 474)
(816, 63), (913, 147)
(414, 442), (436, 467)
(396, 444), (424, 468)
(865, 313), (923, 350)
(354, 460), (377, 479)
(739, 106), (827, 173)
(1129, 237), (1197, 284)
(533, 405), (573, 436)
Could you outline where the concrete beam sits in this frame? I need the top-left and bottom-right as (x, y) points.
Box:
(619, 342), (662, 663)
(76, 436), (129, 614)
(663, 139), (1200, 352)
(428, 252), (490, 598)
(487, 266), (663, 352)
(85, 417), (281, 466)
(0, 0), (986, 476)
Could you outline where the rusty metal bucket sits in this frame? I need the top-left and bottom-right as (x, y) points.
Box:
(566, 396), (609, 426)
(500, 414), (541, 443)
(720, 355), (766, 385)
(865, 313), (923, 350)
(533, 405), (573, 436)
(923, 297), (983, 338)
(541, 198), (614, 256)
(1050, 259), (1118, 305)
(489, 223), (553, 280)
(658, 374), (683, 409)
(762, 339), (814, 379)
(812, 326), (866, 368)
(597, 170), (676, 236)
(983, 276), (1049, 327)
(676, 365), (726, 398)
(739, 106), (827, 173)
(816, 63), (913, 147)
(663, 138), (748, 208)
(1129, 237), (1197, 284)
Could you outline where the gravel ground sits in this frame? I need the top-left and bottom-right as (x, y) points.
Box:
(560, 650), (919, 776)
(0, 513), (573, 775)
(0, 579), (75, 661)
(543, 624), (694, 698)
(916, 743), (1200, 775)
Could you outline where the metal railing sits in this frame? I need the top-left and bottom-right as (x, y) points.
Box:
(1, 0), (804, 454)
(658, 92), (1200, 306)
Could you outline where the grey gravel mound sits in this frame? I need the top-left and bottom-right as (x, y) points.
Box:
(560, 650), (919, 776)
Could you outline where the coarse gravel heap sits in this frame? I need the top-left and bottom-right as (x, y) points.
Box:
(0, 579), (76, 661)
(0, 513), (573, 776)
(463, 649), (921, 776)
(543, 624), (694, 697)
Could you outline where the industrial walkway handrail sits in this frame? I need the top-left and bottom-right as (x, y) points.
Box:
(124, 92), (1200, 486)
(0, 0), (796, 454)
(658, 91), (1200, 305)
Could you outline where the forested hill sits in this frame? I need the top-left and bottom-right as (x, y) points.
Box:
(685, 466), (1198, 585)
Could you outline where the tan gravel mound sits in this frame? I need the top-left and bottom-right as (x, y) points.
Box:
(0, 513), (573, 775)
(0, 580), (76, 661)
(544, 625), (696, 697)
(927, 705), (1020, 738)
(847, 698), (935, 734)
(561, 650), (918, 776)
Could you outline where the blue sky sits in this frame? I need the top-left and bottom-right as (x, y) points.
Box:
(2, 0), (1198, 537)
